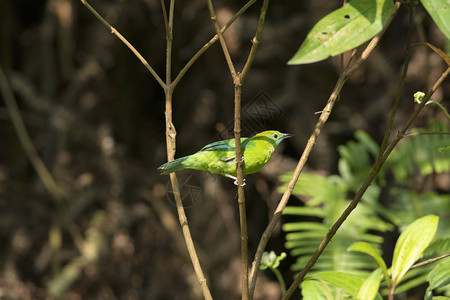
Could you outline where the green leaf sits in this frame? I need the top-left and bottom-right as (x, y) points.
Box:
(301, 279), (329, 300)
(356, 268), (382, 300)
(312, 271), (364, 296)
(392, 215), (439, 285)
(288, 0), (395, 64)
(420, 0), (450, 39)
(427, 256), (450, 290)
(348, 242), (390, 286)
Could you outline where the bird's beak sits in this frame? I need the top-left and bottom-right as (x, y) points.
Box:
(282, 133), (293, 140)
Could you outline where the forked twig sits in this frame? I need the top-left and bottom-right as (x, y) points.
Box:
(80, 0), (165, 88)
(205, 0), (270, 298)
(162, 0), (213, 298)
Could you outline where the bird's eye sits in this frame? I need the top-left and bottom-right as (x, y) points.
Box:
(273, 134), (279, 139)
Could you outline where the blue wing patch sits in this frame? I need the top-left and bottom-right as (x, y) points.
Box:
(200, 138), (252, 151)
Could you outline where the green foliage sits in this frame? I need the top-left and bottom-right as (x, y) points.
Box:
(420, 0), (450, 39)
(348, 242), (390, 286)
(392, 215), (439, 286)
(280, 131), (393, 278)
(387, 123), (450, 184)
(288, 0), (395, 64)
(302, 271), (383, 300)
(280, 124), (450, 297)
(426, 257), (450, 299)
(357, 268), (383, 300)
(302, 216), (440, 299)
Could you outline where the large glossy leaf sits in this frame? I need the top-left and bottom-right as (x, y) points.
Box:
(391, 215), (439, 285)
(288, 0), (395, 64)
(420, 0), (450, 39)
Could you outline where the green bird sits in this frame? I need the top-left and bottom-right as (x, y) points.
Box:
(158, 130), (292, 183)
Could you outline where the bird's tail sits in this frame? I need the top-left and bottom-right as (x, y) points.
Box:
(158, 156), (189, 175)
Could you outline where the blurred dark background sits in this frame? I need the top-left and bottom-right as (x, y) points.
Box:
(0, 0), (449, 299)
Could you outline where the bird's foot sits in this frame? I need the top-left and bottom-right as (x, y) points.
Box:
(234, 179), (246, 187)
(234, 156), (244, 164)
(225, 174), (246, 186)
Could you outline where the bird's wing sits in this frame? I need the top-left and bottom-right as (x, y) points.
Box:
(200, 138), (250, 151)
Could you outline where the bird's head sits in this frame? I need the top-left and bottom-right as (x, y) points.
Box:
(253, 130), (293, 146)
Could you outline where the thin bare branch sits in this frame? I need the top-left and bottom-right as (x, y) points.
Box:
(172, 0), (256, 88)
(172, 0), (257, 89)
(80, 0), (166, 89)
(160, 0), (169, 34)
(249, 3), (401, 298)
(376, 3), (415, 163)
(283, 70), (450, 300)
(205, 0), (237, 79)
(410, 253), (450, 269)
(241, 0), (270, 81)
(163, 0), (213, 298)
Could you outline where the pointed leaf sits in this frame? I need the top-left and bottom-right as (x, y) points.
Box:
(356, 268), (382, 300)
(348, 242), (390, 286)
(420, 0), (450, 39)
(288, 0), (395, 64)
(392, 215), (439, 285)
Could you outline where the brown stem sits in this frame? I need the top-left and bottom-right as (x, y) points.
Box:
(172, 0), (257, 89)
(283, 66), (450, 300)
(80, 0), (165, 89)
(249, 3), (401, 298)
(376, 3), (415, 162)
(410, 253), (450, 269)
(205, 0), (271, 298)
(205, 0), (236, 78)
(234, 83), (248, 300)
(163, 0), (212, 298)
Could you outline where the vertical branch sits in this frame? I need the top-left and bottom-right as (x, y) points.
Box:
(206, 1), (271, 298)
(238, 0), (269, 297)
(205, 1), (246, 297)
(234, 83), (248, 300)
(163, 1), (213, 299)
(248, 3), (400, 297)
(204, 0), (247, 297)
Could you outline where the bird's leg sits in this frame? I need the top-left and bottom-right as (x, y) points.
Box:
(220, 156), (244, 164)
(233, 156), (244, 164)
(221, 156), (236, 163)
(224, 174), (246, 186)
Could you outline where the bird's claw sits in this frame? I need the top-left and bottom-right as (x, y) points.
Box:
(225, 173), (246, 186)
(233, 156), (244, 164)
(234, 178), (246, 186)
